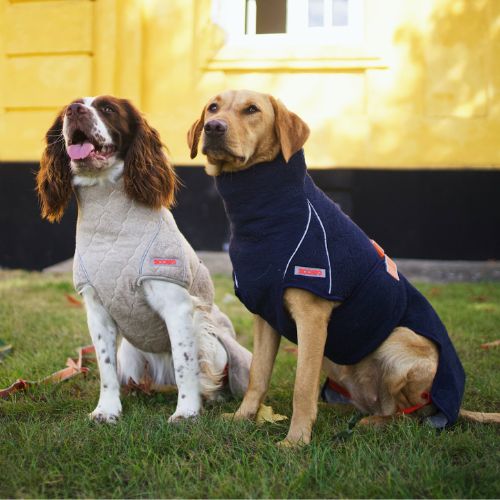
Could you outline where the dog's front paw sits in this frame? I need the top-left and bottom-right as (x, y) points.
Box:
(89, 407), (121, 424)
(168, 409), (200, 423)
(277, 431), (310, 448)
(224, 409), (256, 421)
(89, 398), (122, 424)
(228, 402), (260, 421)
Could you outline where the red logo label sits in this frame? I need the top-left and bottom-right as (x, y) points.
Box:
(294, 266), (326, 278)
(153, 259), (177, 266)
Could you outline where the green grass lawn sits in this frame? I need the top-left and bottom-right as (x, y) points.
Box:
(0, 271), (499, 498)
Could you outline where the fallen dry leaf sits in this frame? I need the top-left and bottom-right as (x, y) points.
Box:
(480, 339), (500, 350)
(429, 287), (442, 297)
(256, 404), (288, 425)
(65, 294), (83, 307)
(470, 295), (489, 303)
(221, 404), (288, 425)
(122, 372), (177, 395)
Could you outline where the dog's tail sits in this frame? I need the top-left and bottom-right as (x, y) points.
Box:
(459, 409), (500, 424)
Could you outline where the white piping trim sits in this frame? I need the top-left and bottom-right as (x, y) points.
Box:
(283, 203), (312, 279)
(308, 200), (332, 294)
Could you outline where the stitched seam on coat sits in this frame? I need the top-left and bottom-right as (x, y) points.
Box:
(76, 249), (92, 288)
(308, 199), (333, 294)
(177, 224), (188, 284)
(137, 276), (190, 289)
(139, 218), (163, 276)
(83, 192), (110, 262)
(189, 259), (202, 294)
(108, 201), (135, 316)
(283, 202), (312, 279)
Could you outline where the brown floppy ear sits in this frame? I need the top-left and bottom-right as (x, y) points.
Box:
(36, 109), (73, 222)
(269, 96), (310, 163)
(187, 108), (205, 159)
(123, 101), (178, 209)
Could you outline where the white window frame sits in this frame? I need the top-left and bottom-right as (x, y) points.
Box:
(212, 0), (364, 45)
(207, 0), (386, 72)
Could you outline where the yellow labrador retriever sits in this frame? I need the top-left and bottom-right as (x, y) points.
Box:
(188, 90), (499, 446)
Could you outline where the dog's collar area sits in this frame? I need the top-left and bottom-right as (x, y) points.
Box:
(214, 150), (307, 205)
(214, 150), (308, 241)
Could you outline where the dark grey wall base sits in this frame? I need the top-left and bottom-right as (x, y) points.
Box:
(0, 163), (78, 270)
(1, 163), (499, 270)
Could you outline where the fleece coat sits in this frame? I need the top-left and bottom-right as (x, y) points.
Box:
(215, 150), (465, 424)
(73, 177), (251, 396)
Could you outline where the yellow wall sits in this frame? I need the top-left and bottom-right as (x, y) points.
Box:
(1, 0), (499, 168)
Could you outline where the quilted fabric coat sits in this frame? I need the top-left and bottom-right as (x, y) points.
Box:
(73, 178), (251, 395)
(215, 150), (465, 424)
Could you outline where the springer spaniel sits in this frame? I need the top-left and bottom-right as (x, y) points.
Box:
(37, 96), (251, 423)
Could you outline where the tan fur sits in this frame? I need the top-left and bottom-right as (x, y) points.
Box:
(190, 89), (500, 445)
(323, 326), (438, 416)
(187, 90), (309, 176)
(280, 289), (335, 446)
(232, 315), (281, 419)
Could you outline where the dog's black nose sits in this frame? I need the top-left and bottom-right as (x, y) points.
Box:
(204, 120), (227, 136)
(66, 103), (88, 117)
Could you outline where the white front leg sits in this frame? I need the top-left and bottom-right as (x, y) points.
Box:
(81, 286), (122, 423)
(143, 280), (202, 421)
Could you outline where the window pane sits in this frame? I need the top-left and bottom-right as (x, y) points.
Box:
(253, 0), (287, 34)
(331, 0), (348, 26)
(308, 0), (324, 27)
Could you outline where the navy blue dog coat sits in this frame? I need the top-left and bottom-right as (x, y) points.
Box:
(215, 150), (465, 425)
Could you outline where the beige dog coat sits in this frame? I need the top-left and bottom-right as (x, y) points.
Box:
(73, 177), (250, 395)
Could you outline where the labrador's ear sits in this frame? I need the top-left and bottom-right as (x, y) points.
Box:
(269, 96), (310, 163)
(36, 109), (73, 222)
(187, 108), (206, 159)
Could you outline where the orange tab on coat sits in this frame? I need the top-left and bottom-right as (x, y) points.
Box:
(370, 239), (385, 258)
(371, 239), (399, 281)
(385, 255), (399, 281)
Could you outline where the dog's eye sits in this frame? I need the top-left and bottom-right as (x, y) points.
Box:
(245, 104), (260, 114)
(102, 105), (114, 113)
(208, 103), (218, 113)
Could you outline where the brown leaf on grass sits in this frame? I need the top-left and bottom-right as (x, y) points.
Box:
(481, 339), (500, 350)
(255, 404), (288, 425)
(470, 295), (489, 303)
(122, 373), (176, 396)
(429, 287), (442, 297)
(221, 404), (288, 425)
(28, 393), (48, 403)
(65, 295), (83, 307)
(283, 346), (298, 355)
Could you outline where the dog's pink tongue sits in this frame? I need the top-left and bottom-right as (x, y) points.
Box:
(67, 142), (95, 160)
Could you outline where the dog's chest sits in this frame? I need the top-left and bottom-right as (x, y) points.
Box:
(73, 180), (188, 353)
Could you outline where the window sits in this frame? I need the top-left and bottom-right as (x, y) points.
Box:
(307, 0), (349, 28)
(243, 0), (363, 43)
(245, 0), (287, 35)
(208, 0), (385, 71)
